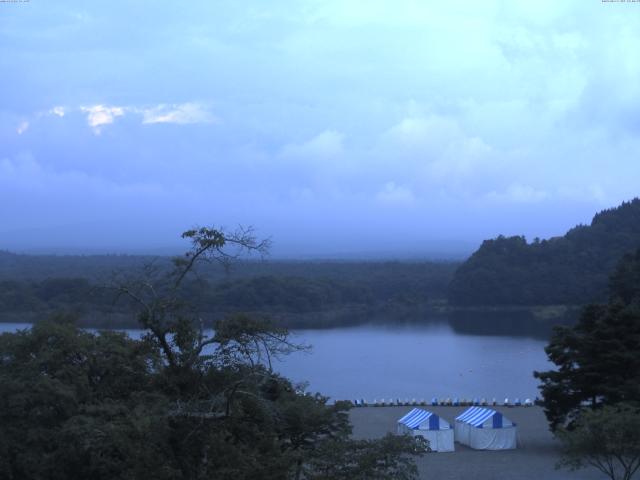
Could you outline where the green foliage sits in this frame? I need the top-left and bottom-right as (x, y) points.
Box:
(303, 434), (427, 480)
(0, 316), (171, 480)
(213, 313), (310, 370)
(0, 260), (457, 329)
(556, 404), (640, 480)
(609, 249), (640, 307)
(0, 317), (424, 480)
(449, 198), (640, 306)
(0, 227), (426, 479)
(534, 249), (640, 430)
(206, 275), (370, 313)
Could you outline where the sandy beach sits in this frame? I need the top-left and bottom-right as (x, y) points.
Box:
(349, 406), (606, 480)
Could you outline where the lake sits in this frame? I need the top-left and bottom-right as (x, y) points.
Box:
(0, 322), (552, 402)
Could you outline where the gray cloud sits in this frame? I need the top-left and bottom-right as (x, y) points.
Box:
(1, 0), (639, 256)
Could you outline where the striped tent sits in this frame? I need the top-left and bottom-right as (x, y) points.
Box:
(454, 407), (516, 450)
(397, 408), (454, 452)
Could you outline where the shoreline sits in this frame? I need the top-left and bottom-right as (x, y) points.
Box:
(343, 400), (536, 407)
(0, 305), (576, 336)
(349, 406), (605, 479)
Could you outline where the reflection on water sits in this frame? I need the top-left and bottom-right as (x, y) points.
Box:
(448, 309), (577, 339)
(0, 320), (553, 401)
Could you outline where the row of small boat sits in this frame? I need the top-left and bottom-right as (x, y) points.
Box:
(350, 397), (535, 407)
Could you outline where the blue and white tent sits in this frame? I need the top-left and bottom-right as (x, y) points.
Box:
(454, 407), (517, 450)
(397, 408), (454, 452)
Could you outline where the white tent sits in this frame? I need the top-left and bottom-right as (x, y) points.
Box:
(397, 408), (454, 452)
(454, 407), (517, 450)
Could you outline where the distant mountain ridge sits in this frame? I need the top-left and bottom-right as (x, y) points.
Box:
(448, 198), (640, 306)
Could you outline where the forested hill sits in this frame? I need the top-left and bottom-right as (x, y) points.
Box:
(448, 198), (640, 306)
(0, 253), (458, 329)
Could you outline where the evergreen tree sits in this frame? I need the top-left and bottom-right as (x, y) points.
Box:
(534, 249), (640, 430)
(449, 198), (640, 306)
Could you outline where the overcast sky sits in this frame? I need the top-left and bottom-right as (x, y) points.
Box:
(1, 1), (639, 257)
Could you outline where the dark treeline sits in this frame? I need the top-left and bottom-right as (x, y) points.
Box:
(0, 251), (157, 280)
(0, 255), (458, 329)
(449, 198), (640, 306)
(0, 251), (455, 284)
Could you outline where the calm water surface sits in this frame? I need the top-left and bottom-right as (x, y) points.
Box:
(0, 322), (551, 401)
(280, 324), (551, 401)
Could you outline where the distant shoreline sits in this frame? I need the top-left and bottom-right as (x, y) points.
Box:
(0, 304), (580, 338)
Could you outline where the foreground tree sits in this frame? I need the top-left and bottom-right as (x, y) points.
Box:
(535, 249), (640, 479)
(0, 315), (172, 480)
(0, 226), (425, 479)
(534, 249), (640, 430)
(556, 404), (640, 480)
(305, 435), (427, 480)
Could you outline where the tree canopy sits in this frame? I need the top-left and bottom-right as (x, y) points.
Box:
(556, 403), (640, 480)
(0, 226), (426, 479)
(0, 255), (456, 330)
(534, 248), (640, 430)
(449, 198), (640, 306)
